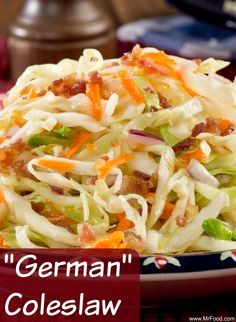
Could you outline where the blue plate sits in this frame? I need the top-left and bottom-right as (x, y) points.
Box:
(140, 250), (236, 306)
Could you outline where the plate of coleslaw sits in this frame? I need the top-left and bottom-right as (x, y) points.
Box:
(0, 45), (235, 302)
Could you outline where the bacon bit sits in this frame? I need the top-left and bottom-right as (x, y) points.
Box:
(117, 175), (149, 197)
(118, 70), (145, 104)
(133, 170), (151, 181)
(218, 119), (234, 136)
(194, 58), (202, 65)
(87, 71), (102, 87)
(79, 223), (96, 243)
(31, 202), (45, 213)
(121, 52), (134, 65)
(86, 176), (98, 185)
(38, 159), (76, 173)
(86, 82), (102, 120)
(88, 231), (126, 249)
(160, 202), (175, 220)
(172, 138), (194, 153)
(12, 159), (35, 179)
(101, 155), (110, 161)
(191, 122), (206, 137)
(205, 117), (219, 134)
(192, 118), (234, 137)
(179, 148), (205, 165)
(121, 45), (142, 66)
(176, 215), (187, 227)
(45, 211), (62, 221)
(158, 93), (171, 108)
(48, 74), (86, 98)
(150, 106), (158, 112)
(0, 140), (26, 168)
(98, 154), (134, 179)
(114, 212), (133, 232)
(64, 131), (91, 158)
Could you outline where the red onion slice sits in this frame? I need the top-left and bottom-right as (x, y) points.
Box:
(50, 185), (64, 195)
(129, 129), (164, 146)
(187, 159), (219, 187)
(6, 125), (20, 137)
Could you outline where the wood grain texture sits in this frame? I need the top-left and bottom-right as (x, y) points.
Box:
(0, 0), (24, 34)
(0, 0), (175, 35)
(8, 0), (116, 80)
(110, 0), (175, 24)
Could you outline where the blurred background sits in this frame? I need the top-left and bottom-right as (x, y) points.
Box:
(0, 0), (235, 88)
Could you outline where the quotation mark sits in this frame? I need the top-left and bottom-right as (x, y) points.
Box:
(4, 253), (15, 264)
(122, 254), (132, 264)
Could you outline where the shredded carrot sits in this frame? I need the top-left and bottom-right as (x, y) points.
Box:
(20, 85), (33, 96)
(86, 82), (101, 120)
(141, 51), (176, 66)
(0, 137), (6, 144)
(65, 131), (91, 158)
(218, 119), (232, 134)
(0, 235), (4, 247)
(114, 212), (133, 231)
(38, 159), (76, 173)
(140, 52), (196, 96)
(181, 82), (197, 96)
(116, 219), (133, 231)
(98, 153), (134, 179)
(118, 70), (145, 104)
(160, 202), (175, 220)
(0, 190), (5, 203)
(142, 61), (179, 79)
(179, 148), (205, 165)
(89, 231), (126, 249)
(114, 212), (126, 221)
